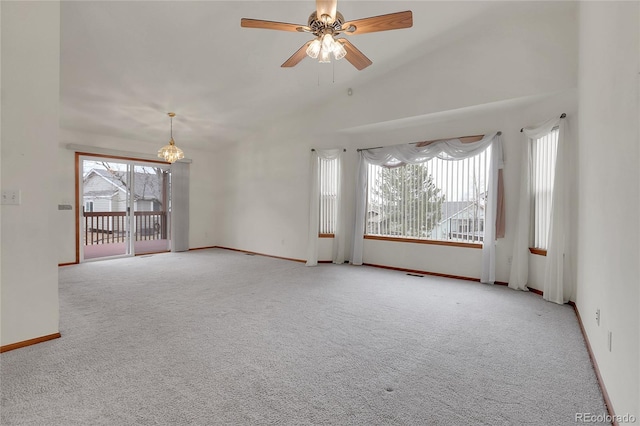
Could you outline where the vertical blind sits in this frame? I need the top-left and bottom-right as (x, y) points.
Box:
(319, 157), (338, 234)
(170, 161), (190, 252)
(365, 147), (490, 243)
(531, 128), (559, 249)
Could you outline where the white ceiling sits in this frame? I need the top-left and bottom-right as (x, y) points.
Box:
(60, 1), (518, 151)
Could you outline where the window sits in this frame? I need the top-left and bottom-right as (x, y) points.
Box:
(84, 201), (94, 212)
(530, 127), (559, 250)
(318, 157), (338, 236)
(365, 148), (490, 244)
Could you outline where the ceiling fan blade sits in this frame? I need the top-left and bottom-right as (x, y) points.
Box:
(241, 18), (309, 32)
(341, 11), (413, 35)
(316, 0), (337, 23)
(336, 39), (372, 70)
(281, 41), (313, 68)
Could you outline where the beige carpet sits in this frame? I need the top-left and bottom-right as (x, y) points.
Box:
(1, 249), (608, 425)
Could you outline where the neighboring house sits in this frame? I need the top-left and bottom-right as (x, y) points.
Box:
(367, 200), (485, 242)
(365, 205), (384, 235)
(83, 169), (165, 234)
(432, 201), (485, 242)
(83, 168), (164, 213)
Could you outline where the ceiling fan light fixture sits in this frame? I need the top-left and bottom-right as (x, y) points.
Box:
(332, 40), (347, 60)
(319, 48), (332, 63)
(306, 39), (321, 58)
(311, 34), (345, 63)
(158, 112), (185, 164)
(321, 33), (333, 51)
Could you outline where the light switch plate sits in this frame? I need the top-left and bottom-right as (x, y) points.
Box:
(1, 190), (21, 205)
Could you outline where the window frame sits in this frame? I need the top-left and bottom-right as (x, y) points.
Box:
(364, 149), (490, 248)
(529, 126), (559, 256)
(318, 156), (338, 238)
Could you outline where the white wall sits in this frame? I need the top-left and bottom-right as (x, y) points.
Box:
(57, 129), (219, 264)
(214, 125), (313, 259)
(1, 0), (3, 333)
(1, 1), (60, 346)
(214, 3), (578, 285)
(577, 1), (639, 418)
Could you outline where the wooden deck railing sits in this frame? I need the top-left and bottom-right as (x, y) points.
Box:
(84, 211), (167, 245)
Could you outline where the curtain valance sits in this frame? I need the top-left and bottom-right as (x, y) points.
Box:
(312, 149), (343, 161)
(522, 117), (561, 140)
(360, 132), (500, 167)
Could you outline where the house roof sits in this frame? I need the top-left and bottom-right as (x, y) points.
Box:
(84, 169), (163, 201)
(440, 201), (484, 223)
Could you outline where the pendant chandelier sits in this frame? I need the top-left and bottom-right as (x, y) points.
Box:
(157, 112), (184, 163)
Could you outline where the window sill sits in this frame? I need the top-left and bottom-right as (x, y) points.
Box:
(319, 234), (335, 238)
(364, 235), (482, 249)
(529, 248), (547, 256)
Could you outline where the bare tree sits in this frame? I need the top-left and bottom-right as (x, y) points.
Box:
(100, 162), (166, 209)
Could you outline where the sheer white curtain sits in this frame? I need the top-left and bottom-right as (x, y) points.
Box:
(543, 118), (572, 303)
(351, 133), (504, 283)
(481, 136), (504, 284)
(507, 135), (532, 292)
(306, 149), (346, 266)
(508, 116), (572, 304)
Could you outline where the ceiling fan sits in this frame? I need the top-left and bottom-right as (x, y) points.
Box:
(241, 0), (413, 70)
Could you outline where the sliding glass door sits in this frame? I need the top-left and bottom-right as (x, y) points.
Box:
(132, 164), (170, 255)
(79, 156), (171, 261)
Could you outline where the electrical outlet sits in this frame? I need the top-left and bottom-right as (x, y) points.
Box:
(508, 256), (513, 265)
(596, 308), (600, 326)
(608, 331), (612, 352)
(1, 190), (21, 205)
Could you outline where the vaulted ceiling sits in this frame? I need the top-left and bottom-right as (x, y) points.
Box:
(60, 1), (553, 151)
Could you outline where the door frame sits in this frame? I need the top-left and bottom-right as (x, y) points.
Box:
(75, 152), (171, 263)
